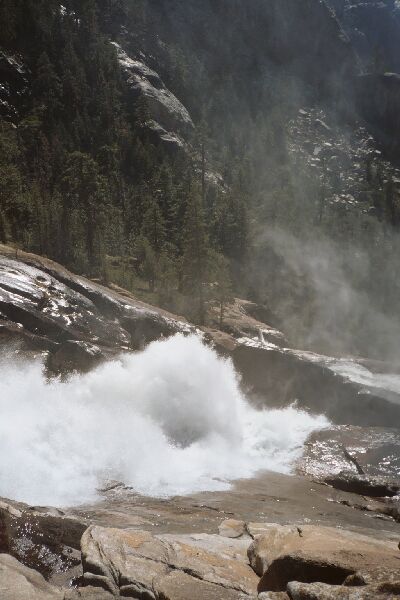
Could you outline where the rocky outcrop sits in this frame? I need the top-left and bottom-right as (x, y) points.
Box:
(0, 499), (86, 585)
(0, 51), (28, 121)
(287, 580), (400, 600)
(230, 340), (400, 427)
(0, 245), (191, 372)
(77, 521), (400, 599)
(3, 245), (400, 430)
(111, 42), (194, 152)
(297, 425), (400, 482)
(297, 425), (400, 521)
(324, 470), (400, 498)
(247, 523), (400, 593)
(1, 490), (399, 600)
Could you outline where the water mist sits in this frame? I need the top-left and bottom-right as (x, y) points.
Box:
(0, 335), (328, 506)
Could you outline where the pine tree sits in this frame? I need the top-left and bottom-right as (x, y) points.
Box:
(210, 252), (233, 328)
(32, 52), (62, 128)
(181, 186), (209, 324)
(61, 152), (106, 272)
(141, 197), (166, 253)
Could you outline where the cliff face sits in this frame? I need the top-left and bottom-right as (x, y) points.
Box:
(326, 0), (400, 72)
(114, 0), (400, 163)
(0, 0), (358, 141)
(1, 0), (397, 180)
(128, 0), (357, 117)
(2, 0), (398, 174)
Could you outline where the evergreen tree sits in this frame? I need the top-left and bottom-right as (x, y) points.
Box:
(141, 198), (166, 253)
(181, 186), (209, 324)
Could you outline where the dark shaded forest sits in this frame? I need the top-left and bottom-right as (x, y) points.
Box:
(1, 0), (400, 357)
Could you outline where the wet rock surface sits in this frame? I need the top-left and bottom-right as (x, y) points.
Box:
(230, 340), (400, 428)
(3, 246), (400, 435)
(0, 246), (191, 373)
(324, 471), (399, 498)
(297, 425), (400, 522)
(297, 425), (400, 482)
(0, 499), (86, 585)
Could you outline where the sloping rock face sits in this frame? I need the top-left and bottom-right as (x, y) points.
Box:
(111, 42), (194, 152)
(230, 340), (400, 427)
(0, 246), (191, 372)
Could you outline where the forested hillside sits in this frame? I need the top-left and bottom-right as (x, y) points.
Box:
(1, 0), (400, 358)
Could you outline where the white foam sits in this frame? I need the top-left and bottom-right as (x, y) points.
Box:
(0, 335), (328, 506)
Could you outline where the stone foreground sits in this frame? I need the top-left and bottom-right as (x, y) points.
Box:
(1, 497), (399, 600)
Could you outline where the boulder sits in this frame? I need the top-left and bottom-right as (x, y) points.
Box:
(158, 532), (257, 593)
(218, 519), (247, 539)
(0, 553), (118, 600)
(0, 553), (62, 600)
(248, 524), (399, 593)
(81, 526), (258, 598)
(155, 570), (249, 600)
(248, 525), (300, 576)
(81, 527), (169, 596)
(287, 580), (400, 599)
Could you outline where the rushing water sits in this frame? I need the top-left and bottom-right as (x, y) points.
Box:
(0, 334), (328, 506)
